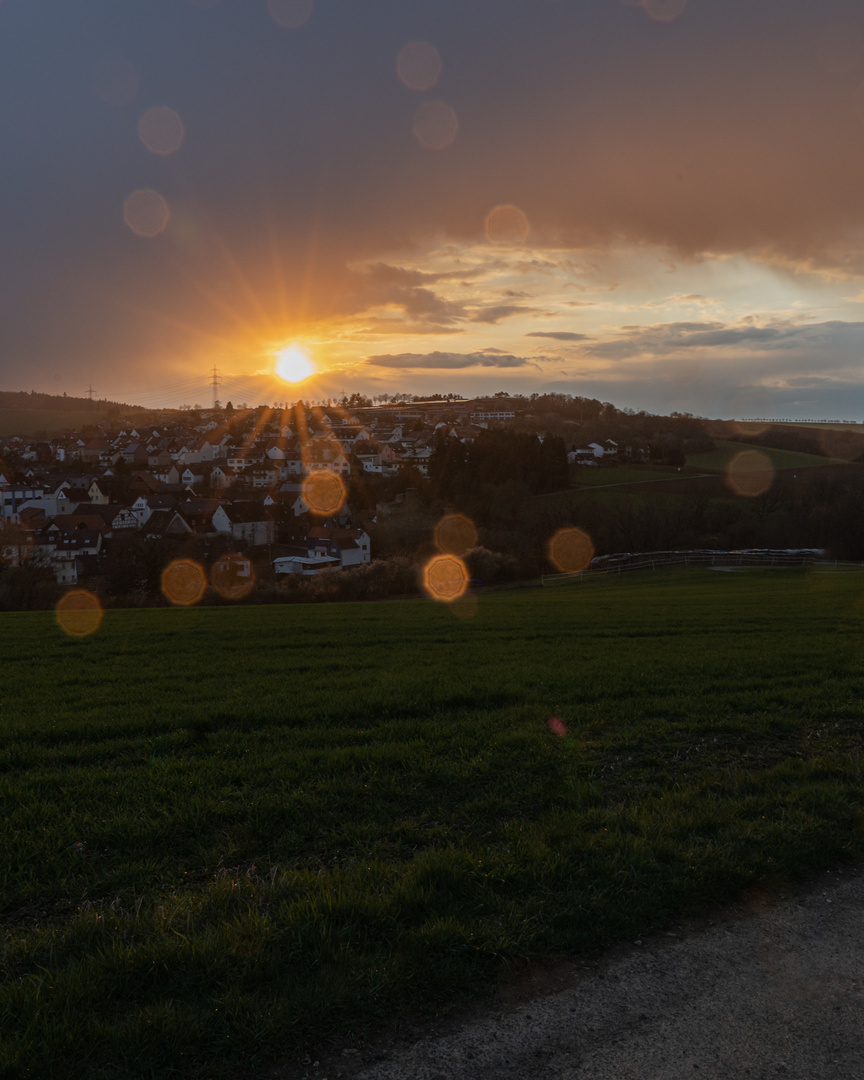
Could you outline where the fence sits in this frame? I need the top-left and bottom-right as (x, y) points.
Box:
(541, 548), (829, 585)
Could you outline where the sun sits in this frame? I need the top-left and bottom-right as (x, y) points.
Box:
(275, 345), (314, 383)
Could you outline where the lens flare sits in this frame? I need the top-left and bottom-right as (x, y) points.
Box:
(642, 0), (688, 22)
(275, 346), (314, 383)
(413, 101), (458, 150)
(548, 717), (568, 738)
(397, 42), (442, 91)
(301, 435), (344, 470)
(726, 451), (774, 498)
(423, 554), (469, 602)
(124, 189), (170, 237)
(211, 553), (256, 600)
(267, 0), (313, 29)
(302, 469), (347, 516)
(434, 513), (478, 557)
(450, 593), (478, 619)
(548, 527), (594, 573)
(161, 559), (207, 606)
(138, 106), (185, 156)
(56, 590), (103, 638)
(485, 204), (530, 245)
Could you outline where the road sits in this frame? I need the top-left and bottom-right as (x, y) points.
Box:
(253, 861), (864, 1080)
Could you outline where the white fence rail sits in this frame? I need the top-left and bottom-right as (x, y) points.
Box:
(542, 548), (829, 585)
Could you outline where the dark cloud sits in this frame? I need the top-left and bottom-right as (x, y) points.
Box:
(525, 331), (590, 341)
(577, 319), (864, 360)
(470, 304), (539, 324)
(366, 351), (536, 369)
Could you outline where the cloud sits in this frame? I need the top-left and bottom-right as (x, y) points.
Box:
(524, 331), (590, 341)
(366, 351), (538, 369)
(576, 318), (864, 361)
(470, 304), (540, 324)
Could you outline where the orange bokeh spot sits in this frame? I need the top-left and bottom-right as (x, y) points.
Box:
(413, 100), (458, 150)
(303, 469), (347, 517)
(642, 0), (688, 22)
(138, 106), (185, 156)
(267, 0), (313, 29)
(450, 593), (478, 620)
(484, 204), (530, 246)
(124, 189), (170, 237)
(56, 590), (103, 638)
(161, 559), (207, 606)
(397, 41), (442, 91)
(725, 450), (774, 498)
(434, 513), (478, 557)
(210, 553), (256, 600)
(548, 527), (594, 573)
(301, 435), (344, 470)
(423, 554), (469, 602)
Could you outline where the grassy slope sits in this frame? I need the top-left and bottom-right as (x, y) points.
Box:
(1, 573), (863, 1078)
(571, 466), (682, 486)
(687, 439), (846, 472)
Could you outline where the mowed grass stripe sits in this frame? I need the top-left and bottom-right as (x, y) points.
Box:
(1, 571), (863, 1079)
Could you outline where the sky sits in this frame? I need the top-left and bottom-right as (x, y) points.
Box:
(5, 0), (864, 418)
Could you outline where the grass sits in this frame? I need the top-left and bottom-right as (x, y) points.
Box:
(571, 466), (682, 486)
(1, 571), (864, 1078)
(686, 439), (846, 472)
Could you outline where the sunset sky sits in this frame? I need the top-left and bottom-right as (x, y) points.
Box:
(5, 0), (864, 418)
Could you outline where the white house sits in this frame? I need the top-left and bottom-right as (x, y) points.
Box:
(273, 554), (340, 576)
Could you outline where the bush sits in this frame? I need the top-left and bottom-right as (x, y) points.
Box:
(464, 546), (521, 585)
(274, 557), (422, 604)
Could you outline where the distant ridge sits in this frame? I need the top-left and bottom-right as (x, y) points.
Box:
(0, 389), (174, 438)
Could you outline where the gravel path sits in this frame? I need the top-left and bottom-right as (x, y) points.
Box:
(256, 861), (864, 1080)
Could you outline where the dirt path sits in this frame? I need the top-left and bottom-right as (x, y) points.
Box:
(252, 861), (864, 1080)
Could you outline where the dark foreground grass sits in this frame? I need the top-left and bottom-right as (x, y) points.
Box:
(2, 569), (864, 1078)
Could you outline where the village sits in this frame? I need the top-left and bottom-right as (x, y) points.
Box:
(0, 395), (633, 596)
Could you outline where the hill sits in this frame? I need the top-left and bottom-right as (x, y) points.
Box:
(0, 390), (166, 437)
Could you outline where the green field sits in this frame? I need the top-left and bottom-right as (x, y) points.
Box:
(571, 466), (682, 486)
(2, 573), (864, 1078)
(686, 439), (844, 472)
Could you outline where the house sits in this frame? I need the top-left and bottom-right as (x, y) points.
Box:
(81, 504), (140, 534)
(144, 509), (194, 539)
(33, 529), (103, 585)
(227, 502), (276, 546)
(273, 554), (340, 576)
(306, 526), (371, 568)
(568, 443), (605, 465)
(181, 498), (231, 535)
(301, 439), (352, 476)
(0, 482), (45, 520)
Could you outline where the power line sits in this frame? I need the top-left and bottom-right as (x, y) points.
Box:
(210, 366), (221, 409)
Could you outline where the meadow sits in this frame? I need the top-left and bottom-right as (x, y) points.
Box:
(1, 570), (863, 1078)
(570, 466), (682, 486)
(685, 439), (846, 472)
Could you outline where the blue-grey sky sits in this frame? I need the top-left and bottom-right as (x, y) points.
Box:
(5, 0), (864, 417)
